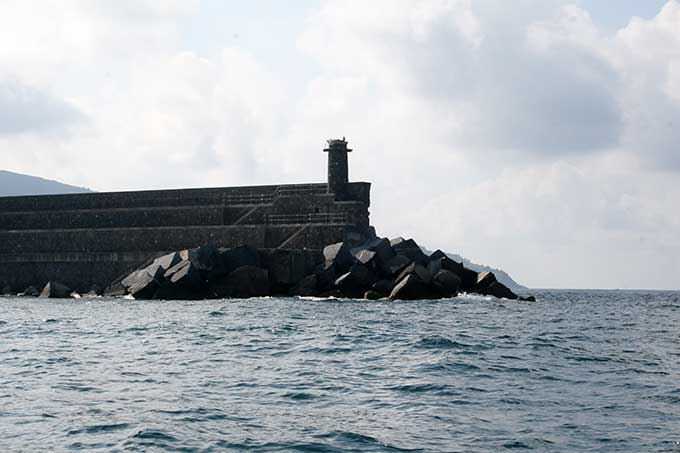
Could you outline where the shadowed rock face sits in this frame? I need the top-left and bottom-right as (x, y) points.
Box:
(99, 235), (532, 302)
(39, 281), (72, 299)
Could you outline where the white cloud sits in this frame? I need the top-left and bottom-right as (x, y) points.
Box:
(0, 0), (679, 288)
(0, 79), (84, 135)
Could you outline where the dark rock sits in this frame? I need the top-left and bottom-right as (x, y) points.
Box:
(211, 265), (269, 299)
(352, 237), (395, 264)
(389, 274), (431, 301)
(429, 249), (448, 261)
(475, 271), (497, 291)
(152, 252), (182, 272)
(432, 269), (461, 298)
(126, 265), (165, 300)
(181, 244), (223, 278)
(353, 249), (377, 265)
(323, 242), (354, 273)
(364, 226), (378, 240)
(39, 281), (72, 299)
(396, 262), (431, 286)
(372, 279), (395, 297)
(389, 237), (406, 247)
(153, 260), (207, 300)
(219, 245), (261, 276)
(165, 260), (202, 285)
(380, 254), (412, 277)
(84, 284), (102, 297)
(370, 237), (396, 262)
(458, 267), (479, 292)
(520, 295), (536, 302)
(334, 263), (376, 298)
(265, 250), (308, 292)
(291, 274), (319, 297)
(391, 238), (429, 265)
(481, 281), (518, 300)
(313, 261), (337, 291)
(21, 286), (40, 297)
(104, 281), (127, 297)
(364, 290), (383, 301)
(428, 256), (465, 278)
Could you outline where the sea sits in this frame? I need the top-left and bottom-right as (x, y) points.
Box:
(0, 289), (679, 452)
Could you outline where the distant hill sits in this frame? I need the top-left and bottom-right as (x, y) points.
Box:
(0, 170), (92, 197)
(421, 246), (527, 291)
(444, 252), (528, 292)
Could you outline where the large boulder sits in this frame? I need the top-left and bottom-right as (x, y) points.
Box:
(264, 250), (308, 293)
(21, 286), (40, 297)
(210, 265), (269, 299)
(428, 249), (448, 261)
(84, 284), (102, 297)
(104, 281), (127, 297)
(219, 245), (261, 276)
(153, 260), (207, 300)
(396, 262), (432, 286)
(290, 274), (319, 297)
(125, 265), (165, 300)
(39, 281), (72, 299)
(432, 269), (461, 298)
(458, 267), (480, 292)
(353, 249), (377, 266)
(334, 263), (377, 298)
(323, 242), (354, 273)
(380, 254), (412, 277)
(181, 244), (223, 278)
(428, 255), (464, 277)
(313, 261), (337, 292)
(475, 271), (497, 291)
(372, 279), (395, 297)
(165, 260), (203, 286)
(364, 290), (383, 301)
(152, 252), (182, 272)
(390, 238), (429, 265)
(351, 237), (395, 264)
(389, 274), (431, 301)
(481, 281), (518, 300)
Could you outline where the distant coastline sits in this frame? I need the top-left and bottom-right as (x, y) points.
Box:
(0, 170), (91, 197)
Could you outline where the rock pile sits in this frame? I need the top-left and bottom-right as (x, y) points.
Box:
(101, 236), (535, 301)
(1, 235), (535, 302)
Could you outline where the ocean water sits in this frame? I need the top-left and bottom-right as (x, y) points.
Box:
(0, 290), (679, 452)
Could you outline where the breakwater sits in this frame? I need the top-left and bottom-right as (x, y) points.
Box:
(0, 140), (371, 292)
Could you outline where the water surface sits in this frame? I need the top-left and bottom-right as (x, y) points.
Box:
(1, 290), (679, 451)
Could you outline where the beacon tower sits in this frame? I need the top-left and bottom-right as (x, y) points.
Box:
(324, 138), (352, 198)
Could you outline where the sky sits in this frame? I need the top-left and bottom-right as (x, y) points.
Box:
(0, 0), (678, 290)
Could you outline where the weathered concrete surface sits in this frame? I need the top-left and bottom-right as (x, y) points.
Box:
(0, 181), (370, 292)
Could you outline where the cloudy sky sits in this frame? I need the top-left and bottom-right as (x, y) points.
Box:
(0, 0), (678, 290)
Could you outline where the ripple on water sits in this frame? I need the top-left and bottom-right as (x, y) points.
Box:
(0, 290), (678, 452)
(124, 429), (179, 449)
(416, 336), (483, 350)
(67, 423), (131, 436)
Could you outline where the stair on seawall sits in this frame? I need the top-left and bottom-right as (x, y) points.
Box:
(276, 225), (310, 250)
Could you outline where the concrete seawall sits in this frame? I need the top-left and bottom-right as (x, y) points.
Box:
(0, 181), (371, 292)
